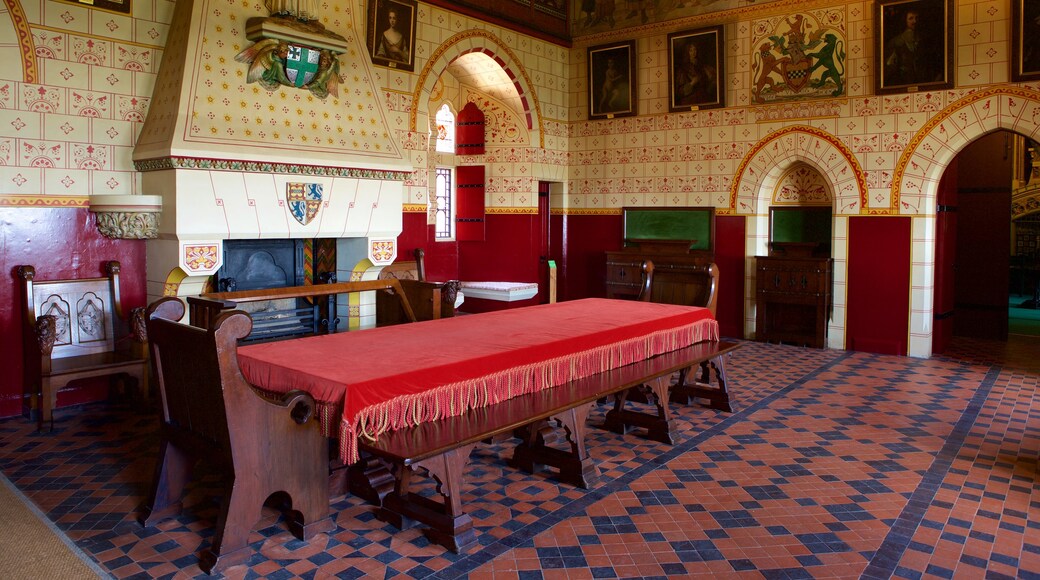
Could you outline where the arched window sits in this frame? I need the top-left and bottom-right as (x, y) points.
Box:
(435, 104), (455, 154)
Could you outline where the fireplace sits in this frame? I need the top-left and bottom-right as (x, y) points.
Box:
(212, 239), (343, 341)
(217, 239), (307, 292)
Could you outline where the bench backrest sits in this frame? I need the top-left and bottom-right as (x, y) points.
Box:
(18, 262), (127, 360)
(146, 297), (247, 456)
(649, 262), (719, 317)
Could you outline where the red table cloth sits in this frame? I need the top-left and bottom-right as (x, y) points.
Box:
(237, 298), (718, 464)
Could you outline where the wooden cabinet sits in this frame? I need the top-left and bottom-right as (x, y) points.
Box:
(755, 255), (832, 348)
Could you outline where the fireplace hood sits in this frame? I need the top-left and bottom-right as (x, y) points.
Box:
(126, 0), (418, 296)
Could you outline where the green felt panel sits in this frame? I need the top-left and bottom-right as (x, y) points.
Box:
(623, 207), (712, 250)
(770, 207), (832, 244)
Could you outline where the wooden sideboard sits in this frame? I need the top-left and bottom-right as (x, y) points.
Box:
(755, 255), (832, 348)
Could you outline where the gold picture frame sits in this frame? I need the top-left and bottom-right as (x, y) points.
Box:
(368, 0), (417, 72)
(668, 26), (724, 112)
(875, 0), (953, 94)
(588, 40), (636, 120)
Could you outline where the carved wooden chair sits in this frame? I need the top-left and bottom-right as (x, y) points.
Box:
(18, 261), (147, 430)
(140, 297), (332, 574)
(376, 248), (460, 321)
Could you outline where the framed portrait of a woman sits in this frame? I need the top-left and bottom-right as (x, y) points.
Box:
(588, 40), (636, 120)
(368, 0), (417, 72)
(668, 26), (724, 112)
(874, 0), (953, 94)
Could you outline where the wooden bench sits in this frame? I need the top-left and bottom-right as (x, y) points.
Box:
(187, 278), (425, 341)
(18, 261), (147, 430)
(358, 338), (742, 553)
(140, 297), (333, 575)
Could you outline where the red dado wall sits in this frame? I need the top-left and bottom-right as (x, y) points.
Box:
(714, 215), (746, 339)
(846, 216), (911, 355)
(0, 207), (148, 418)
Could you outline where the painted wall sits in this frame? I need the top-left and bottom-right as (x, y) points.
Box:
(1, 0), (1036, 417)
(0, 207), (146, 416)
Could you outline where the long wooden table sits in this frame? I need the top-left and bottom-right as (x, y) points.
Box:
(236, 298), (720, 465)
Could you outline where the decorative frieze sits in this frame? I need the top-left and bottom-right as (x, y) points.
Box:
(133, 156), (410, 180)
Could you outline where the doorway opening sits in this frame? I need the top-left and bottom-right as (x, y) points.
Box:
(934, 130), (1040, 354)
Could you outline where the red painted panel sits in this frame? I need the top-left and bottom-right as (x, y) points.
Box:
(397, 212), (461, 281)
(456, 213), (540, 313)
(459, 213), (539, 281)
(456, 102), (486, 156)
(456, 165), (485, 242)
(846, 216), (911, 355)
(0, 208), (147, 418)
(559, 214), (624, 300)
(714, 215), (746, 339)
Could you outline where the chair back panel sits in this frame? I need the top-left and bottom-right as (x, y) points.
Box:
(29, 278), (116, 359)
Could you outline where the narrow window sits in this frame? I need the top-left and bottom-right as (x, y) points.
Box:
(435, 167), (454, 240)
(435, 104), (455, 154)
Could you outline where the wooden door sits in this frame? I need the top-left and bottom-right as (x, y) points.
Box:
(951, 132), (1011, 341)
(932, 161), (957, 354)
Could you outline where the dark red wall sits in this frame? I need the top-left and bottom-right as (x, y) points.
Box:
(846, 216), (911, 355)
(1, 207), (147, 418)
(397, 212), (542, 311)
(557, 213), (624, 300)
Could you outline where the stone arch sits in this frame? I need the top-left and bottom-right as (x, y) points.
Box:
(888, 85), (1040, 357)
(409, 30), (544, 149)
(1, 0), (38, 83)
(730, 125), (867, 217)
(892, 86), (1040, 215)
(730, 125), (864, 349)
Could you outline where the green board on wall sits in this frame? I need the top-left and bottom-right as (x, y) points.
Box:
(623, 207), (713, 250)
(770, 207), (832, 244)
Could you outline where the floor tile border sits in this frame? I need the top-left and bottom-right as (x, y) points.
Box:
(860, 365), (1001, 579)
(435, 347), (856, 578)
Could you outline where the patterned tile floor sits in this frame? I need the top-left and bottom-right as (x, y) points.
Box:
(1, 335), (1037, 579)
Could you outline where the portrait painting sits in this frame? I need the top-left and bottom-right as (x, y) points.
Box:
(1012, 0), (1040, 82)
(368, 0), (417, 72)
(875, 0), (953, 94)
(668, 26), (724, 111)
(60, 0), (130, 14)
(588, 40), (636, 120)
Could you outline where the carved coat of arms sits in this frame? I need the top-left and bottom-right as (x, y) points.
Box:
(287, 183), (323, 225)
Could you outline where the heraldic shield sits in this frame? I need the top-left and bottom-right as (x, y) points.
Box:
(287, 183), (323, 225)
(286, 44), (321, 87)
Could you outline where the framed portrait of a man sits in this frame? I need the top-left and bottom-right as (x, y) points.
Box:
(1012, 0), (1040, 82)
(874, 0), (953, 94)
(668, 26), (724, 112)
(588, 40), (636, 120)
(368, 0), (417, 72)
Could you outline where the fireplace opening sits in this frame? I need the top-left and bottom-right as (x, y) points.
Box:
(214, 239), (338, 341)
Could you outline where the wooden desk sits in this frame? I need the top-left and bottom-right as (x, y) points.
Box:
(235, 298), (719, 465)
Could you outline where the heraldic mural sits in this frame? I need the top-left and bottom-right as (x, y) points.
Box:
(750, 10), (847, 104)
